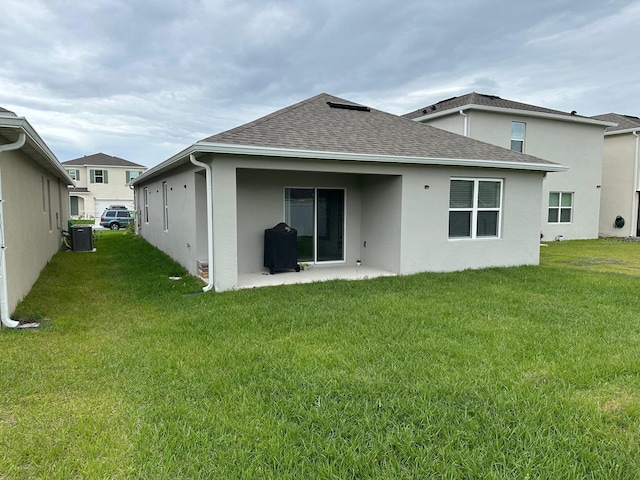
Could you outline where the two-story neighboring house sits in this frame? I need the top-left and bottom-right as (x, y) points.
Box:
(404, 93), (615, 240)
(591, 113), (640, 237)
(62, 153), (146, 219)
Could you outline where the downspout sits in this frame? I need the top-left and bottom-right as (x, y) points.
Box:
(631, 130), (640, 237)
(459, 110), (469, 136)
(189, 154), (214, 292)
(0, 132), (27, 328)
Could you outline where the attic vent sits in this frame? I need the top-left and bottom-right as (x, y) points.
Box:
(327, 101), (370, 112)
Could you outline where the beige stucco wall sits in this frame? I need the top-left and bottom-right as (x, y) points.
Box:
(421, 111), (606, 240)
(135, 163), (200, 277)
(2, 148), (69, 314)
(135, 153), (545, 291)
(599, 133), (638, 237)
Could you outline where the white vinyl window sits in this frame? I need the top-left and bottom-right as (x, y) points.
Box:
(126, 170), (141, 183)
(548, 192), (573, 223)
(90, 169), (108, 184)
(66, 168), (80, 181)
(143, 187), (149, 223)
(511, 122), (525, 153)
(162, 182), (169, 231)
(449, 178), (503, 239)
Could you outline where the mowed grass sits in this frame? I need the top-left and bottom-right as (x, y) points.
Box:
(2, 233), (640, 478)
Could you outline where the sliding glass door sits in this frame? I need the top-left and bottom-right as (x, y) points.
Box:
(285, 187), (345, 263)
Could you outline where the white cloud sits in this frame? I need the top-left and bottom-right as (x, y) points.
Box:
(1, 0), (639, 166)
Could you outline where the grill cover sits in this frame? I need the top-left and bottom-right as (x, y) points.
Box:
(264, 222), (300, 274)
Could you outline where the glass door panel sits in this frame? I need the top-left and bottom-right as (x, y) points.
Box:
(285, 187), (345, 263)
(285, 188), (314, 262)
(317, 189), (344, 262)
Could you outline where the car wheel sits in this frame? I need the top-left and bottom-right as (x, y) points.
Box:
(110, 222), (120, 230)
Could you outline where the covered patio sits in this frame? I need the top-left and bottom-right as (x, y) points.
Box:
(236, 264), (395, 290)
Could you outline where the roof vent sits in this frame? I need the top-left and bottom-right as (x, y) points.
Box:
(327, 101), (370, 112)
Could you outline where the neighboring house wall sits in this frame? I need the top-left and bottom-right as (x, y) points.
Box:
(68, 165), (140, 217)
(2, 148), (69, 313)
(135, 155), (546, 291)
(420, 110), (605, 240)
(64, 155), (146, 219)
(599, 133), (638, 237)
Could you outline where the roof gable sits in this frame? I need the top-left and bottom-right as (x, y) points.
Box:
(202, 93), (557, 167)
(591, 113), (640, 133)
(62, 152), (145, 168)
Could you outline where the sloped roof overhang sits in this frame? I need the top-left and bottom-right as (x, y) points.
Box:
(412, 104), (617, 128)
(0, 113), (74, 185)
(133, 140), (567, 185)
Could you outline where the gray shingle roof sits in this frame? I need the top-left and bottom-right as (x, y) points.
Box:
(202, 93), (557, 167)
(62, 152), (145, 168)
(403, 92), (589, 121)
(591, 113), (640, 133)
(0, 106), (16, 116)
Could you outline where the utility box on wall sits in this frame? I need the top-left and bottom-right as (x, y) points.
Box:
(70, 225), (94, 252)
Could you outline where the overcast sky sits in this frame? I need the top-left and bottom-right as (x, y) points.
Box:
(1, 0), (639, 167)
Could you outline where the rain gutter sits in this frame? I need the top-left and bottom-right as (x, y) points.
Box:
(0, 132), (26, 328)
(189, 154), (214, 292)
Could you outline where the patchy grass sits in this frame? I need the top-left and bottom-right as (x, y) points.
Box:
(2, 232), (640, 478)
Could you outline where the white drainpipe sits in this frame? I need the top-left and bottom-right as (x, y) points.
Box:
(0, 132), (27, 328)
(631, 130), (640, 237)
(189, 154), (214, 292)
(459, 110), (469, 136)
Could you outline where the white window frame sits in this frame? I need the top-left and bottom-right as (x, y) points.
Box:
(511, 122), (525, 153)
(67, 168), (80, 181)
(126, 170), (141, 183)
(90, 169), (108, 184)
(548, 192), (573, 224)
(162, 182), (169, 231)
(449, 178), (503, 240)
(143, 187), (149, 223)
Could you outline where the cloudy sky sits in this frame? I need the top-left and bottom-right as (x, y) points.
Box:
(1, 0), (639, 167)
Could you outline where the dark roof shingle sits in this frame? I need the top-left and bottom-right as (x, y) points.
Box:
(591, 113), (640, 132)
(62, 152), (145, 168)
(202, 93), (557, 167)
(403, 92), (590, 121)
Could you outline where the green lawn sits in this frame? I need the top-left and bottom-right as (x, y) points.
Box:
(2, 233), (640, 478)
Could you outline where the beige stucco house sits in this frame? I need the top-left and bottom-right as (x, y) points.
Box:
(404, 93), (615, 241)
(0, 107), (73, 327)
(62, 153), (146, 219)
(591, 113), (640, 237)
(132, 93), (565, 292)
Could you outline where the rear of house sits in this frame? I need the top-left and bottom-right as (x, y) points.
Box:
(0, 107), (73, 326)
(133, 94), (565, 292)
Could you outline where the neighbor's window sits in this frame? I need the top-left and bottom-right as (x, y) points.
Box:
(90, 169), (108, 184)
(126, 170), (141, 183)
(449, 178), (502, 239)
(511, 122), (525, 152)
(66, 168), (80, 181)
(548, 192), (573, 223)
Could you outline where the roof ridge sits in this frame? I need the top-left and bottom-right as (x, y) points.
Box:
(204, 93), (340, 142)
